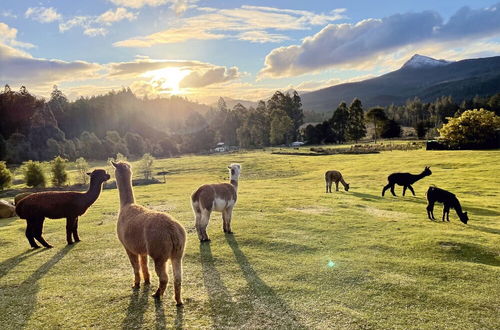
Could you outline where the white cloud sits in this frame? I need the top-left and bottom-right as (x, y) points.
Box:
(96, 7), (137, 25)
(1, 10), (17, 18)
(59, 16), (91, 32)
(114, 5), (345, 47)
(108, 0), (198, 14)
(84, 27), (108, 37)
(259, 3), (500, 78)
(0, 22), (35, 48)
(25, 7), (61, 23)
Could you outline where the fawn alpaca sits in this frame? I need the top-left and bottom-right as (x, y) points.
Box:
(325, 170), (350, 193)
(382, 166), (432, 196)
(16, 169), (110, 248)
(112, 161), (186, 304)
(426, 186), (469, 224)
(191, 164), (241, 242)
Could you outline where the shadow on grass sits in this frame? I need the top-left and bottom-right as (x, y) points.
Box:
(469, 225), (500, 235)
(0, 245), (74, 328)
(350, 191), (384, 201)
(199, 243), (240, 328)
(0, 249), (44, 279)
(225, 235), (305, 329)
(122, 286), (150, 329)
(441, 242), (500, 267)
(153, 300), (184, 330)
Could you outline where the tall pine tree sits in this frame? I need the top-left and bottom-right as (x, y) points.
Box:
(347, 98), (366, 142)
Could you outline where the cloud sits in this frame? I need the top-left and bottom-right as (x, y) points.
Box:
(96, 7), (138, 25)
(108, 0), (198, 14)
(59, 16), (91, 32)
(179, 66), (240, 88)
(84, 27), (108, 37)
(259, 3), (500, 78)
(1, 10), (17, 18)
(108, 58), (210, 76)
(25, 7), (61, 23)
(0, 43), (102, 86)
(114, 5), (345, 47)
(0, 22), (35, 48)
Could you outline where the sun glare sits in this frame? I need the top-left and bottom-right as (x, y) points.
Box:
(143, 68), (190, 95)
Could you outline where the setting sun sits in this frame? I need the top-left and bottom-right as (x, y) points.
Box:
(142, 67), (190, 95)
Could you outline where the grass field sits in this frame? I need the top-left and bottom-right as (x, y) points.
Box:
(1, 147), (499, 329)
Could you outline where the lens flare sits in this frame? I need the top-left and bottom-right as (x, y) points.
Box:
(327, 260), (336, 268)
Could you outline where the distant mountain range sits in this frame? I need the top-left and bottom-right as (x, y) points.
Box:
(300, 54), (500, 113)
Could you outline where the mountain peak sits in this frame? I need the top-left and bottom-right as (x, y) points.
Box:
(402, 54), (452, 69)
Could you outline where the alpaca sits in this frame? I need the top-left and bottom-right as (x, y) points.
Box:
(15, 169), (110, 249)
(191, 164), (241, 242)
(382, 166), (432, 196)
(426, 186), (469, 224)
(111, 161), (186, 304)
(325, 170), (350, 193)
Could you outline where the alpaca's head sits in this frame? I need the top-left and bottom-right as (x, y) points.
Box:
(423, 166), (432, 176)
(344, 183), (350, 191)
(459, 211), (469, 224)
(228, 163), (241, 180)
(86, 169), (110, 183)
(111, 161), (132, 183)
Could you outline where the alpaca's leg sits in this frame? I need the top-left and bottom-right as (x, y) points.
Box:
(152, 259), (168, 298)
(33, 218), (52, 248)
(382, 183), (392, 196)
(325, 182), (329, 193)
(25, 220), (40, 249)
(199, 209), (211, 242)
(444, 206), (450, 222)
(407, 185), (415, 196)
(442, 206), (449, 222)
(140, 254), (150, 285)
(194, 210), (203, 241)
(335, 182), (339, 191)
(402, 186), (407, 196)
(125, 249), (141, 289)
(171, 257), (183, 306)
(223, 207), (234, 234)
(72, 217), (80, 242)
(66, 217), (76, 244)
(427, 203), (435, 220)
(390, 185), (396, 196)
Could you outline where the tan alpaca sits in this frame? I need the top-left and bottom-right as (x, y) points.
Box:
(111, 161), (186, 305)
(325, 170), (350, 193)
(191, 164), (241, 242)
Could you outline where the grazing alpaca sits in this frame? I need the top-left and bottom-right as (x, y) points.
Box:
(382, 166), (432, 196)
(325, 170), (350, 193)
(111, 161), (186, 304)
(426, 186), (469, 224)
(16, 169), (110, 249)
(191, 164), (241, 242)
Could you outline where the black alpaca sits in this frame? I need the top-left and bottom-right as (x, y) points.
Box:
(382, 166), (432, 196)
(426, 186), (468, 224)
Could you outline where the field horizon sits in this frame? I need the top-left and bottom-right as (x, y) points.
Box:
(1, 147), (499, 329)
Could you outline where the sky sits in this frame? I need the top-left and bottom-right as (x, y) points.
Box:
(1, 0), (500, 104)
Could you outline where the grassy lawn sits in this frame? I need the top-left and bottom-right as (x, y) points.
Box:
(1, 148), (499, 329)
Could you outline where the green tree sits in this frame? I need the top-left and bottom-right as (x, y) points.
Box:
(23, 161), (46, 188)
(438, 109), (500, 148)
(51, 156), (68, 186)
(414, 120), (430, 139)
(380, 120), (402, 139)
(138, 153), (154, 180)
(330, 102), (349, 143)
(0, 134), (6, 160)
(125, 132), (146, 156)
(75, 157), (90, 184)
(366, 107), (387, 142)
(346, 98), (366, 142)
(270, 110), (294, 145)
(0, 161), (13, 190)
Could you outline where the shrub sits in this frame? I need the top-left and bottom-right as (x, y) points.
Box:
(75, 157), (90, 184)
(51, 156), (68, 186)
(438, 109), (500, 148)
(0, 161), (13, 190)
(380, 120), (402, 138)
(23, 161), (46, 188)
(138, 153), (154, 180)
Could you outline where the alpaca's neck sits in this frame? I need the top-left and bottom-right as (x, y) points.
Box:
(116, 176), (135, 208)
(84, 178), (104, 206)
(453, 198), (464, 215)
(230, 177), (239, 191)
(412, 171), (428, 183)
(339, 177), (348, 188)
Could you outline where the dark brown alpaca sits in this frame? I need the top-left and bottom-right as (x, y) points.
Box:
(112, 161), (186, 305)
(16, 169), (110, 249)
(426, 186), (469, 224)
(382, 166), (432, 196)
(325, 170), (350, 193)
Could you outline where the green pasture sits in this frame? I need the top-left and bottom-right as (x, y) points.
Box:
(1, 147), (499, 329)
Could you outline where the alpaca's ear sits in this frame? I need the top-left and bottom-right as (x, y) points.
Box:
(86, 172), (91, 176)
(227, 166), (231, 169)
(111, 161), (118, 167)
